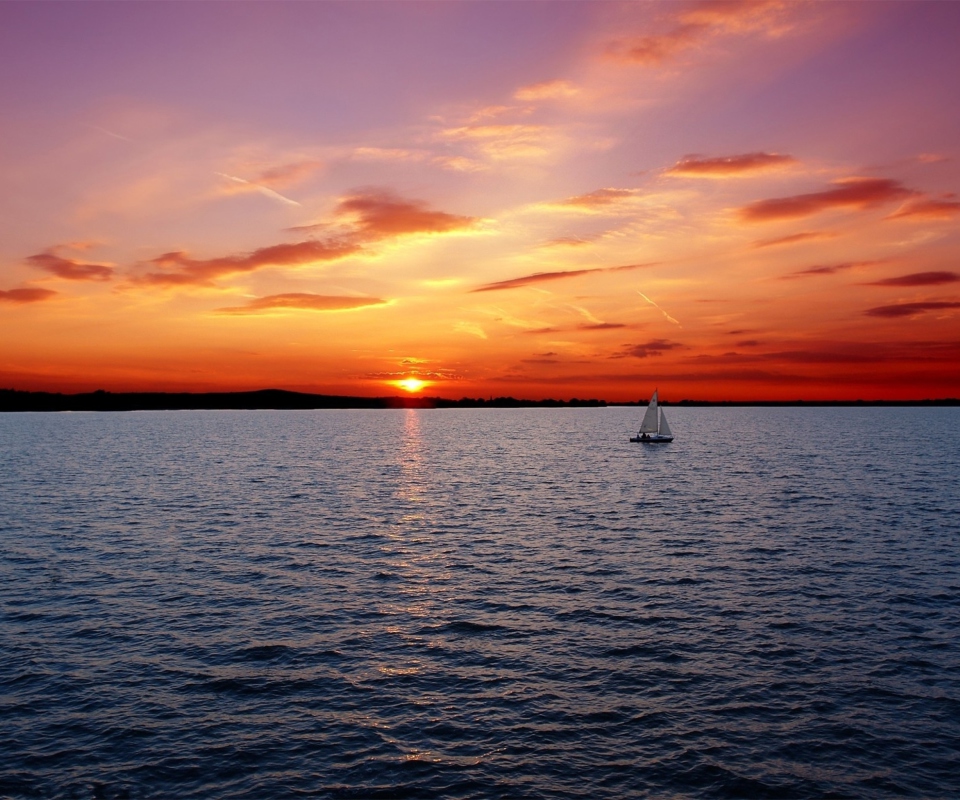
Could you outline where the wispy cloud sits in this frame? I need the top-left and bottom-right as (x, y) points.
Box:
(25, 249), (115, 281)
(141, 240), (361, 286)
(864, 272), (959, 287)
(886, 196), (960, 221)
(865, 301), (960, 318)
(666, 152), (796, 178)
(740, 178), (917, 222)
(613, 338), (683, 358)
(453, 321), (487, 339)
(0, 287), (58, 303)
(606, 0), (792, 66)
(472, 262), (655, 293)
(782, 260), (882, 279)
(216, 293), (386, 315)
(752, 231), (835, 248)
(513, 79), (579, 101)
(142, 190), (477, 286)
(438, 123), (552, 160)
(555, 187), (639, 211)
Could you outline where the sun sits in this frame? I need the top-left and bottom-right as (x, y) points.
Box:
(397, 377), (427, 393)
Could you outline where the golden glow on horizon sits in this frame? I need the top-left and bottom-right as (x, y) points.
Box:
(396, 378), (428, 393)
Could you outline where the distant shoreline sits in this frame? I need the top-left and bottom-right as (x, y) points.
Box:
(1, 388), (957, 412)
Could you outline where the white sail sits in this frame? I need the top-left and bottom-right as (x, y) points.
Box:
(639, 390), (659, 433)
(658, 407), (673, 437)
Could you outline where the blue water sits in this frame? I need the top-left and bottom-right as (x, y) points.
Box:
(1, 407), (958, 799)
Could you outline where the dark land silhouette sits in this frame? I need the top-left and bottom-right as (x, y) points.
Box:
(1, 388), (956, 412)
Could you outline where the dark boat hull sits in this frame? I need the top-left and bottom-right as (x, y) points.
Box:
(630, 435), (673, 443)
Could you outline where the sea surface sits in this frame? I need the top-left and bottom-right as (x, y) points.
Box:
(1, 407), (958, 799)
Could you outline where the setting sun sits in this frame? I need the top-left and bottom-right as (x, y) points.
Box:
(397, 378), (427, 393)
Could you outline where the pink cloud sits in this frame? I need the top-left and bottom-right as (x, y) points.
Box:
(740, 178), (917, 223)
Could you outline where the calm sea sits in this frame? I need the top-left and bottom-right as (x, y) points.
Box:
(1, 407), (958, 799)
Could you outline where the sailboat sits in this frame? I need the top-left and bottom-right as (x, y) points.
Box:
(630, 389), (674, 443)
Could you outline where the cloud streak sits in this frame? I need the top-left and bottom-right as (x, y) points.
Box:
(740, 178), (918, 223)
(26, 250), (115, 281)
(864, 272), (959, 287)
(472, 262), (656, 293)
(887, 196), (960, 221)
(217, 293), (386, 315)
(783, 260), (882, 279)
(865, 301), (960, 318)
(141, 240), (361, 286)
(216, 173), (301, 207)
(556, 188), (638, 210)
(0, 287), (57, 304)
(613, 338), (683, 358)
(667, 152), (796, 178)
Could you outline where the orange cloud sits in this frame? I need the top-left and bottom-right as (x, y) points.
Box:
(472, 261), (655, 293)
(558, 188), (637, 209)
(865, 272), (959, 287)
(606, 0), (789, 66)
(740, 178), (917, 222)
(887, 196), (960, 221)
(217, 293), (386, 314)
(26, 250), (114, 281)
(335, 191), (477, 239)
(865, 301), (960, 318)
(141, 239), (360, 286)
(141, 190), (475, 286)
(0, 287), (57, 303)
(666, 152), (796, 177)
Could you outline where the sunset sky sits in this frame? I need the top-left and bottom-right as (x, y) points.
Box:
(2, 1), (959, 401)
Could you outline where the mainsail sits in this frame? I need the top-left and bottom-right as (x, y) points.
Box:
(640, 390), (660, 433)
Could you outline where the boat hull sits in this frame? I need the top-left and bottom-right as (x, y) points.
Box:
(630, 435), (673, 443)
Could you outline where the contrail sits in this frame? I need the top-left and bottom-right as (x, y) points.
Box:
(215, 172), (301, 207)
(84, 123), (132, 141)
(637, 290), (681, 326)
